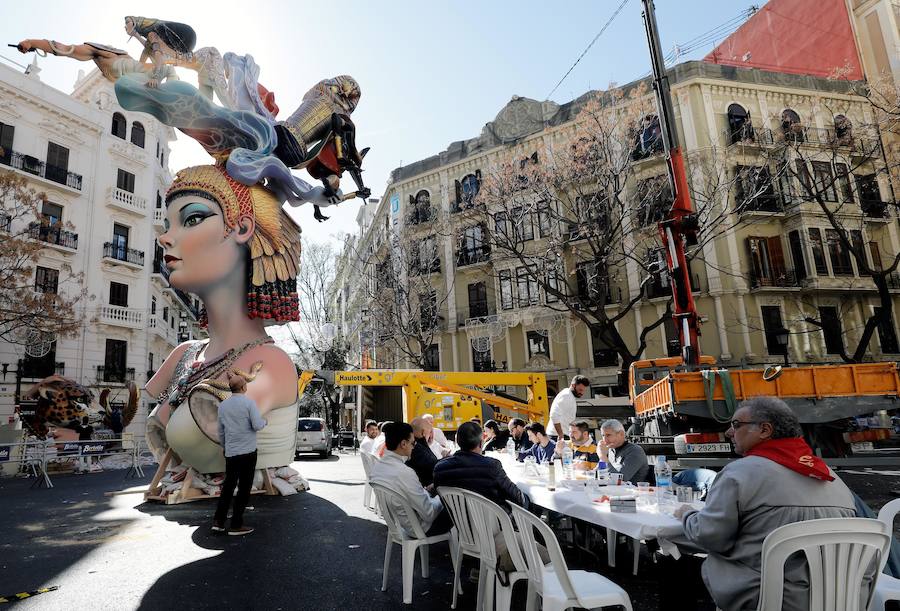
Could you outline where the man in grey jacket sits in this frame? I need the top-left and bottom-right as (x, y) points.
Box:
(673, 396), (856, 611)
(212, 373), (267, 536)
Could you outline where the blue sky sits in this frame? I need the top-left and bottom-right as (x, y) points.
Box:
(0, 0), (757, 240)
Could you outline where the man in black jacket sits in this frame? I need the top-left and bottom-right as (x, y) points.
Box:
(407, 417), (439, 487)
(434, 421), (545, 572)
(433, 421), (528, 512)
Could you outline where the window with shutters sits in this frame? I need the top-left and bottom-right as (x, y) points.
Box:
(875, 307), (900, 354)
(516, 266), (539, 307)
(808, 228), (829, 275)
(825, 229), (853, 275)
(109, 281), (128, 307)
(131, 122), (145, 148)
(781, 109), (804, 142)
(468, 282), (488, 318)
(811, 161), (838, 202)
(788, 230), (807, 280)
(35, 266), (59, 293)
(795, 160), (814, 197)
(162, 306), (169, 322)
(453, 171), (482, 211)
(151, 296), (157, 315)
(537, 203), (553, 238)
(546, 268), (563, 304)
(849, 230), (866, 274)
(112, 113), (127, 139)
(45, 142), (69, 185)
(117, 169), (135, 193)
(819, 307), (844, 355)
(761, 306), (787, 355)
(423, 344), (440, 371)
(747, 236), (787, 287)
(499, 270), (514, 310)
(0, 122), (14, 164)
(869, 242), (883, 271)
(735, 165), (780, 212)
(512, 207), (534, 241)
(835, 163), (854, 203)
(104, 339), (127, 380)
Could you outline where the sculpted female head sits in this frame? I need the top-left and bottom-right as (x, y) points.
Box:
(158, 164), (300, 322)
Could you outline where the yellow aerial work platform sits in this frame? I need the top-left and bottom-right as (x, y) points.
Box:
(312, 370), (549, 432)
(629, 357), (900, 424)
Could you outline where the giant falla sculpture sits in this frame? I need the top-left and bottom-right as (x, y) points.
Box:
(17, 17), (370, 498)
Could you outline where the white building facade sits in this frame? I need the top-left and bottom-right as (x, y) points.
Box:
(0, 61), (201, 439)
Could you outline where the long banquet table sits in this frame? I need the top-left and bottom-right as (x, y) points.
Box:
(495, 454), (701, 572)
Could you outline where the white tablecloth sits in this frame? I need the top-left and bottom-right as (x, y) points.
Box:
(501, 457), (695, 544)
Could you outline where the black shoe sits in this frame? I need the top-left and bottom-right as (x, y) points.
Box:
(211, 521), (226, 533)
(227, 526), (255, 536)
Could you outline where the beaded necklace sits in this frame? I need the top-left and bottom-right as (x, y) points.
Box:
(160, 336), (274, 408)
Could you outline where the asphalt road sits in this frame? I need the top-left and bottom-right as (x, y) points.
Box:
(1, 455), (899, 610)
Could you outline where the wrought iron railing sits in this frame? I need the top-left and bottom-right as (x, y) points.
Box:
(1, 150), (83, 190)
(28, 222), (78, 249)
(96, 366), (136, 383)
(103, 242), (145, 266)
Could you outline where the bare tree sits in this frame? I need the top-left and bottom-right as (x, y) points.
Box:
(0, 170), (89, 348)
(476, 86), (685, 377)
(349, 200), (455, 370)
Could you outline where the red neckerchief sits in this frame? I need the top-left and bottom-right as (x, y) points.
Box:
(745, 437), (834, 481)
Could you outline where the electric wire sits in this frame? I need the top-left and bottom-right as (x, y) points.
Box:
(546, 0), (632, 100)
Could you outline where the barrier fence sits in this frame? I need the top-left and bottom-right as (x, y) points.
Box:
(0, 433), (150, 489)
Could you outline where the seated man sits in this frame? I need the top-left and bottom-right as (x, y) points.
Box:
(434, 422), (544, 571)
(406, 417), (439, 487)
(422, 414), (451, 458)
(359, 420), (379, 455)
(673, 397), (857, 611)
(508, 418), (533, 453)
(565, 420), (600, 470)
(373, 421), (388, 457)
(369, 422), (451, 536)
(599, 418), (650, 482)
(518, 422), (556, 463)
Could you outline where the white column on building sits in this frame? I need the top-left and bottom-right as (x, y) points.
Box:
(565, 319), (576, 367)
(712, 295), (732, 361)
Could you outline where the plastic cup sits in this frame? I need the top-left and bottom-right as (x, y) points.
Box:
(676, 485), (693, 503)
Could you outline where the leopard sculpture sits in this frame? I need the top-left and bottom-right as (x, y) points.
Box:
(21, 375), (139, 438)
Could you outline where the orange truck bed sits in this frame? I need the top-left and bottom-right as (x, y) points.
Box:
(633, 362), (900, 424)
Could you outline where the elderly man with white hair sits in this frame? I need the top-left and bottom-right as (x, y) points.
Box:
(599, 418), (650, 483)
(422, 413), (451, 458)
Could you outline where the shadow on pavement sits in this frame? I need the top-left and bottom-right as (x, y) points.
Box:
(0, 468), (151, 601)
(136, 487), (468, 611)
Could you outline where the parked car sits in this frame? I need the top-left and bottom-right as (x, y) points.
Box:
(296, 418), (332, 458)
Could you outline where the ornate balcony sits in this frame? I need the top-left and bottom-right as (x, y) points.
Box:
(455, 247), (491, 267)
(153, 208), (166, 228)
(749, 268), (802, 290)
(108, 187), (148, 215)
(99, 305), (144, 328)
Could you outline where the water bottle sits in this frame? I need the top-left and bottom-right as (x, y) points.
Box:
(595, 460), (609, 483)
(561, 443), (574, 478)
(655, 456), (672, 500)
(506, 436), (515, 457)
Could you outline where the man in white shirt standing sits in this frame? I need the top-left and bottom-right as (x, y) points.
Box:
(547, 375), (589, 441)
(359, 420), (380, 454)
(369, 422), (451, 536)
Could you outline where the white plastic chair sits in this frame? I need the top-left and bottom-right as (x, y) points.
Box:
(755, 517), (889, 611)
(438, 487), (486, 609)
(508, 503), (633, 611)
(871, 498), (900, 610)
(464, 489), (530, 611)
(360, 451), (378, 513)
(370, 482), (450, 605)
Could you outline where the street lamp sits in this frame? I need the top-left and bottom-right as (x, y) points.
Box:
(774, 327), (790, 367)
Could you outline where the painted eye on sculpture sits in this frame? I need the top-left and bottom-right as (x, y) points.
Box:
(184, 213), (207, 227)
(179, 202), (216, 228)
